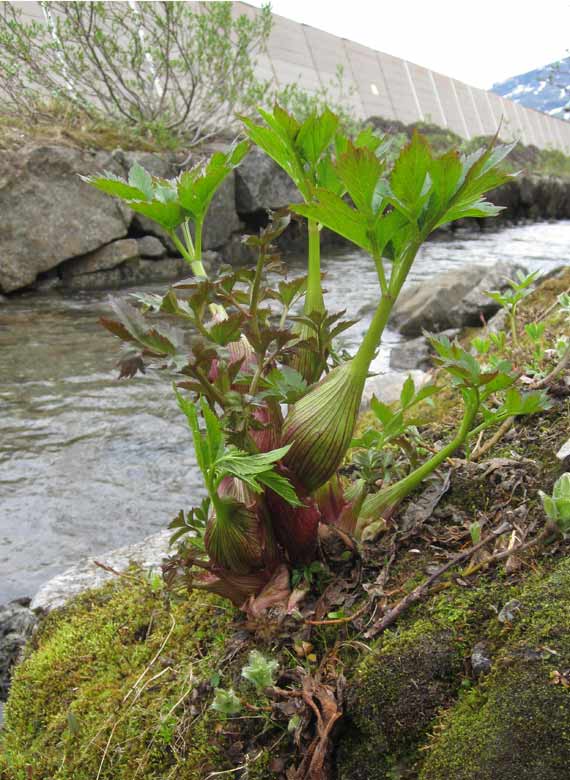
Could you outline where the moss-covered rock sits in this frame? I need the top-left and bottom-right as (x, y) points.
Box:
(336, 621), (462, 780)
(0, 576), (238, 779)
(420, 556), (570, 780)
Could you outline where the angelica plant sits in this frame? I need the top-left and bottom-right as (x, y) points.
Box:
(86, 108), (521, 611)
(284, 132), (517, 493)
(241, 105), (384, 382)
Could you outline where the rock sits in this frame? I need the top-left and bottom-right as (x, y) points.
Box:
(118, 257), (189, 286)
(63, 257), (191, 291)
(391, 261), (529, 338)
(390, 329), (460, 371)
(61, 238), (140, 278)
(0, 598), (37, 702)
(420, 557), (570, 780)
(117, 150), (174, 180)
(497, 598), (522, 623)
(220, 232), (258, 266)
(137, 235), (167, 259)
(556, 438), (570, 461)
(389, 336), (432, 371)
(63, 267), (123, 291)
(361, 369), (431, 410)
(235, 145), (301, 214)
(0, 145), (128, 293)
(30, 530), (171, 613)
(486, 307), (508, 334)
(338, 622), (462, 779)
(202, 175), (241, 250)
(471, 642), (492, 678)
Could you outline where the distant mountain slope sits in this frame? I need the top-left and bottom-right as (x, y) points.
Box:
(491, 58), (570, 119)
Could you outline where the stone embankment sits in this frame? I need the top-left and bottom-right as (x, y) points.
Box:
(2, 141), (570, 295)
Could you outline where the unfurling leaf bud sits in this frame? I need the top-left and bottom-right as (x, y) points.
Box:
(281, 362), (363, 492)
(205, 495), (265, 574)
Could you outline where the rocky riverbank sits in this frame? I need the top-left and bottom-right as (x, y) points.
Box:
(2, 140), (570, 295)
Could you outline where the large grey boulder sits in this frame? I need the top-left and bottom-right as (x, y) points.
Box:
(390, 329), (460, 372)
(0, 145), (129, 293)
(235, 146), (301, 213)
(391, 261), (528, 337)
(30, 530), (171, 614)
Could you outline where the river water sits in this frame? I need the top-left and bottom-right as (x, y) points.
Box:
(2, 221), (570, 603)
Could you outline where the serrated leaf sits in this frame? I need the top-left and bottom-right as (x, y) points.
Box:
(292, 190), (370, 252)
(370, 396), (394, 426)
(296, 108), (339, 167)
(80, 172), (149, 202)
(126, 199), (185, 231)
(335, 143), (385, 215)
(390, 131), (432, 219)
(257, 470), (302, 507)
(174, 387), (209, 476)
(400, 375), (415, 408)
(128, 163), (154, 200)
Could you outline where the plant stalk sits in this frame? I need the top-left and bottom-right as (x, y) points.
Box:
(170, 222), (207, 278)
(305, 218), (324, 313)
(293, 218), (325, 382)
(360, 389), (480, 521)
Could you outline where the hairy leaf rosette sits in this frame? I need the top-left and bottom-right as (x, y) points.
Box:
(281, 361), (363, 493)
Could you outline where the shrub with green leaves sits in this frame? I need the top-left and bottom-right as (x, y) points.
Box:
(86, 105), (527, 611)
(0, 1), (272, 145)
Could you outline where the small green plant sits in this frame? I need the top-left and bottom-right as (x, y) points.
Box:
(350, 375), (439, 486)
(540, 473), (570, 536)
(485, 270), (540, 347)
(83, 142), (248, 277)
(241, 650), (279, 691)
(211, 687), (243, 716)
(524, 321), (547, 375)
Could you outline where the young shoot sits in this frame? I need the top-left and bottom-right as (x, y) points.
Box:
(485, 270), (540, 348)
(540, 473), (570, 537)
(82, 141), (249, 277)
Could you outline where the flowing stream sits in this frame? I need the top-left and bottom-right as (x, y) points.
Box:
(2, 221), (570, 603)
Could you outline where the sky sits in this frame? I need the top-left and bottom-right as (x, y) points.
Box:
(247, 0), (570, 89)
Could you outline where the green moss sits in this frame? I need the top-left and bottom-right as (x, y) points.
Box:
(420, 556), (570, 780)
(0, 575), (235, 779)
(336, 619), (464, 779)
